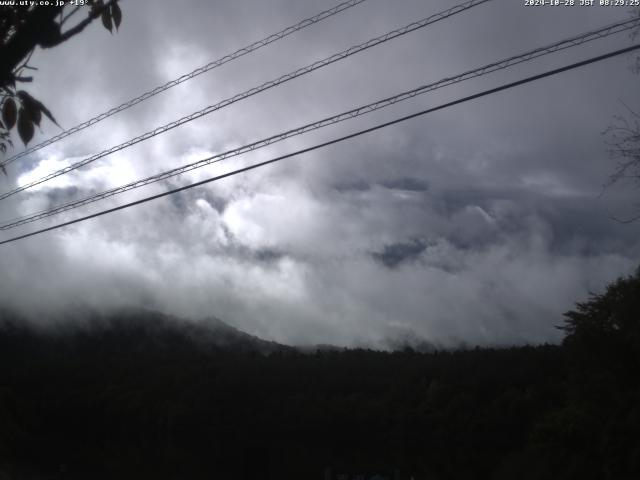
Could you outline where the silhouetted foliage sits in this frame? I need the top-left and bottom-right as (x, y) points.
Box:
(602, 7), (640, 221)
(604, 106), (640, 222)
(0, 0), (121, 154)
(561, 266), (640, 364)
(547, 267), (640, 479)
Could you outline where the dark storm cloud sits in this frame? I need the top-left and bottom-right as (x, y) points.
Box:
(372, 238), (430, 269)
(0, 0), (639, 347)
(332, 179), (371, 193)
(380, 177), (430, 192)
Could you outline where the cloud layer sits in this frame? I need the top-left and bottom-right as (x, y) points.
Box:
(0, 0), (639, 348)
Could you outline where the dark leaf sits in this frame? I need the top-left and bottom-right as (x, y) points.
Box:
(90, 0), (103, 16)
(17, 108), (34, 145)
(0, 118), (4, 129)
(25, 100), (41, 127)
(2, 98), (17, 130)
(16, 90), (34, 107)
(32, 106), (42, 126)
(17, 90), (40, 126)
(111, 2), (122, 30)
(37, 102), (59, 128)
(1, 164), (6, 176)
(101, 9), (112, 32)
(16, 90), (59, 128)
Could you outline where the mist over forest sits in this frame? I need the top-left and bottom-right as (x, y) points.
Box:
(0, 268), (639, 479)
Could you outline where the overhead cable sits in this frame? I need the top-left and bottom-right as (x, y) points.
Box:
(1, 17), (637, 230)
(1, 43), (638, 246)
(0, 0), (493, 200)
(0, 0), (370, 168)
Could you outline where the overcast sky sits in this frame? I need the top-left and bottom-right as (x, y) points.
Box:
(0, 0), (639, 348)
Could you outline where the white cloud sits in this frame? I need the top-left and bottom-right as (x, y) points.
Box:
(0, 0), (639, 348)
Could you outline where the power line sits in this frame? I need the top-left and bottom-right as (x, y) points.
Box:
(1, 43), (638, 247)
(2, 16), (637, 231)
(0, 0), (370, 168)
(0, 0), (493, 201)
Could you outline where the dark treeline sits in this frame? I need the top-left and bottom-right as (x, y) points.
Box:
(0, 269), (639, 480)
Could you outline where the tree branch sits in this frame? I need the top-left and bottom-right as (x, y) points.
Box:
(0, 6), (63, 86)
(0, 0), (119, 87)
(60, 5), (82, 27)
(57, 0), (119, 44)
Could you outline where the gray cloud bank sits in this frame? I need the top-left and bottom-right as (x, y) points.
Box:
(0, 0), (639, 348)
